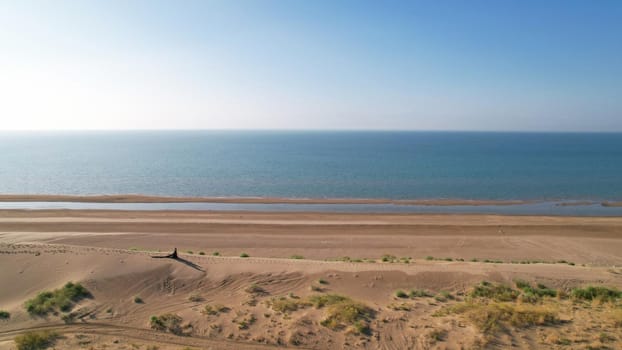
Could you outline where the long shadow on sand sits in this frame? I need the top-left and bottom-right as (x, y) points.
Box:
(151, 249), (204, 272)
(173, 256), (204, 271)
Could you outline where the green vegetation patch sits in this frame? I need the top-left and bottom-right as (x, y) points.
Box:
(25, 282), (90, 316)
(150, 314), (183, 335)
(308, 294), (349, 308)
(513, 280), (557, 302)
(267, 297), (310, 313)
(0, 310), (10, 319)
(470, 281), (519, 302)
(320, 299), (374, 333)
(237, 314), (256, 330)
(571, 286), (622, 302)
(395, 290), (408, 298)
(381, 254), (397, 263)
(14, 331), (58, 350)
(410, 289), (432, 298)
(308, 294), (374, 334)
(326, 256), (353, 262)
(394, 288), (432, 299)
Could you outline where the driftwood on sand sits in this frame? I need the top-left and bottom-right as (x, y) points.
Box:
(152, 247), (179, 259)
(151, 248), (204, 271)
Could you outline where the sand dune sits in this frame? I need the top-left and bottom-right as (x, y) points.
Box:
(1, 210), (621, 349)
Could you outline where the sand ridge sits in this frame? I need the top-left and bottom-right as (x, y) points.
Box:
(1, 243), (622, 349)
(1, 210), (621, 266)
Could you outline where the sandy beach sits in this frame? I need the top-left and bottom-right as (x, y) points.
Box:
(0, 210), (621, 265)
(0, 209), (621, 349)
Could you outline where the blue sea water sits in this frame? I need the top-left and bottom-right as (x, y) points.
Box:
(1, 131), (621, 200)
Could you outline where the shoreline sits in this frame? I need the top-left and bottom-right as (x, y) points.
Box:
(1, 208), (622, 223)
(0, 194), (587, 206)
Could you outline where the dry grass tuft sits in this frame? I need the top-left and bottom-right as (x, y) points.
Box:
(611, 309), (622, 328)
(308, 294), (374, 334)
(188, 294), (203, 302)
(308, 294), (349, 308)
(150, 314), (183, 335)
(267, 297), (310, 313)
(202, 304), (229, 315)
(245, 284), (267, 295)
(14, 331), (58, 350)
(470, 281), (519, 302)
(388, 302), (414, 311)
(440, 301), (559, 334)
(320, 300), (374, 333)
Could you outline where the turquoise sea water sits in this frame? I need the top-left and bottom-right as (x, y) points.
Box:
(1, 131), (621, 200)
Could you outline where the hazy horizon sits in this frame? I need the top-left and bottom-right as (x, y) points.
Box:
(1, 0), (621, 132)
(3, 129), (622, 134)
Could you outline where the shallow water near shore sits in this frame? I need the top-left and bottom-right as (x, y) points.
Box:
(2, 200), (622, 216)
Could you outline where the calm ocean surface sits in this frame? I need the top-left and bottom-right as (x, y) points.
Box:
(1, 131), (622, 201)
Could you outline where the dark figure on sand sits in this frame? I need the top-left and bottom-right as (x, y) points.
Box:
(153, 248), (178, 259)
(151, 248), (203, 271)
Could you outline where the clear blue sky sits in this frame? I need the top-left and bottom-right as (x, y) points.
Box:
(1, 0), (620, 131)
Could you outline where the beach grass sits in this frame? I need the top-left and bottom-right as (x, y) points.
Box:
(267, 296), (310, 313)
(315, 296), (374, 333)
(245, 284), (267, 295)
(410, 289), (432, 298)
(150, 314), (183, 335)
(202, 304), (229, 315)
(571, 286), (622, 302)
(14, 331), (58, 350)
(470, 281), (519, 302)
(188, 294), (203, 302)
(439, 301), (559, 334)
(25, 282), (90, 316)
(395, 290), (408, 298)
